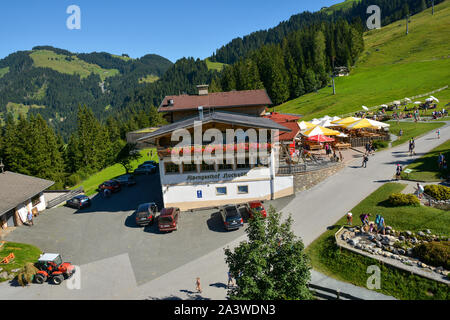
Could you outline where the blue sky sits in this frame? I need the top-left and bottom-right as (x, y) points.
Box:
(0, 0), (342, 62)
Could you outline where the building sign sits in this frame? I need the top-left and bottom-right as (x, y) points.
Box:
(197, 190), (202, 199)
(186, 171), (248, 183)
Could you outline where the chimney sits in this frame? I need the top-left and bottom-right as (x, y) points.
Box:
(197, 84), (209, 96)
(168, 99), (174, 106)
(198, 106), (204, 121)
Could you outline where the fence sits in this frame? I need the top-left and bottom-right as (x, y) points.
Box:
(349, 135), (390, 148)
(46, 187), (84, 209)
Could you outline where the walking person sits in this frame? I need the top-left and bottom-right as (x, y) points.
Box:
(339, 151), (343, 162)
(362, 153), (369, 168)
(27, 210), (34, 226)
(438, 153), (444, 169)
(436, 129), (441, 139)
(395, 164), (403, 181)
(195, 277), (202, 293)
(227, 271), (235, 288)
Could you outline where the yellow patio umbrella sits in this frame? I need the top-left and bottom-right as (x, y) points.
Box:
(331, 117), (361, 125)
(302, 125), (341, 137)
(298, 121), (316, 131)
(344, 118), (383, 130)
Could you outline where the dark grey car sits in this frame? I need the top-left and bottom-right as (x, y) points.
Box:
(220, 205), (244, 231)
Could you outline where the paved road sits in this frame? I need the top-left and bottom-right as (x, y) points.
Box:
(0, 122), (448, 299)
(136, 121), (449, 300)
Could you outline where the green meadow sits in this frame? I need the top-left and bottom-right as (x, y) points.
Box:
(30, 50), (119, 81)
(278, 0), (450, 120)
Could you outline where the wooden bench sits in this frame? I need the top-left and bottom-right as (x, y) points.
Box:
(334, 143), (351, 150)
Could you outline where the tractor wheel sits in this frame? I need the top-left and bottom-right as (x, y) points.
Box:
(52, 275), (64, 285)
(34, 273), (46, 284)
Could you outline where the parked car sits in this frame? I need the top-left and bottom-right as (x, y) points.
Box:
(66, 195), (91, 209)
(135, 202), (158, 227)
(247, 201), (267, 219)
(98, 180), (121, 193)
(220, 205), (244, 231)
(141, 161), (158, 167)
(134, 164), (157, 175)
(158, 207), (181, 232)
(114, 174), (136, 186)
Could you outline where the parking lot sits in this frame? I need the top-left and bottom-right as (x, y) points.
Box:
(4, 174), (293, 286)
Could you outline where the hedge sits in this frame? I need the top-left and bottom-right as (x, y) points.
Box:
(388, 193), (420, 207)
(424, 185), (450, 201)
(413, 241), (450, 270)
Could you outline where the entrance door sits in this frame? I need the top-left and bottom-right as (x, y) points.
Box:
(6, 210), (15, 227)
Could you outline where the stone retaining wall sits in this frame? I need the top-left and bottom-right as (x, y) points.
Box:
(292, 163), (345, 193)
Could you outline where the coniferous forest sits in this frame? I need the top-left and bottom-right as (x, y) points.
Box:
(0, 0), (435, 188)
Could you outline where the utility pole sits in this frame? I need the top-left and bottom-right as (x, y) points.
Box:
(432, 0), (435, 15)
(406, 14), (411, 35)
(331, 56), (336, 95)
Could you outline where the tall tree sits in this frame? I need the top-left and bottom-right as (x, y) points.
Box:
(224, 207), (312, 300)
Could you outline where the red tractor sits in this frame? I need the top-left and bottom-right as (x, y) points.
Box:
(34, 253), (76, 285)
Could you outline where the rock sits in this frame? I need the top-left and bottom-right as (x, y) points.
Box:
(7, 274), (14, 280)
(348, 239), (357, 246)
(386, 226), (393, 230)
(406, 231), (412, 236)
(398, 249), (406, 255)
(411, 237), (418, 244)
(418, 231), (426, 237)
(11, 268), (21, 273)
(399, 235), (405, 241)
(368, 235), (375, 241)
(425, 229), (431, 234)
(355, 244), (363, 249)
(348, 228), (355, 232)
(392, 248), (399, 255)
(0, 271), (7, 279)
(376, 241), (382, 248)
(407, 248), (414, 256)
(436, 266), (444, 272)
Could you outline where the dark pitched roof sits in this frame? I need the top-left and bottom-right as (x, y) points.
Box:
(137, 111), (291, 142)
(263, 112), (302, 122)
(159, 89), (273, 113)
(0, 171), (54, 215)
(262, 112), (301, 141)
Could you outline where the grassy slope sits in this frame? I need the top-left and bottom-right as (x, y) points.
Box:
(72, 148), (159, 196)
(306, 183), (450, 300)
(0, 66), (9, 79)
(30, 50), (119, 81)
(321, 0), (361, 14)
(139, 74), (160, 84)
(387, 121), (446, 147)
(403, 139), (450, 181)
(206, 58), (226, 72)
(278, 0), (450, 120)
(0, 242), (42, 282)
(4, 102), (46, 121)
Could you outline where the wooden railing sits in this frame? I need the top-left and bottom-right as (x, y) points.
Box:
(46, 187), (84, 209)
